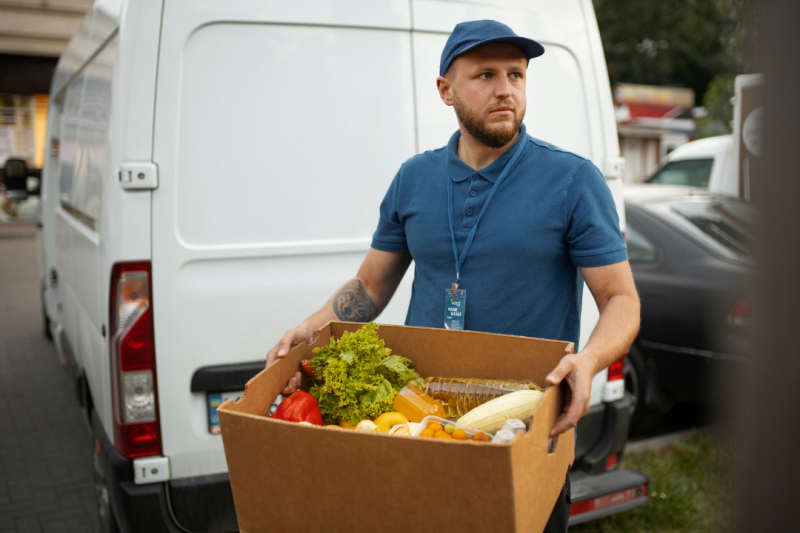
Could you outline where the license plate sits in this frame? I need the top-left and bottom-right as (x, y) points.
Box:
(207, 391), (283, 434)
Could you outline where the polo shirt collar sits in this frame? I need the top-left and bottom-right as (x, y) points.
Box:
(446, 123), (528, 183)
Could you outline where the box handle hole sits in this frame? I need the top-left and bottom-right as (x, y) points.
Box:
(547, 435), (558, 454)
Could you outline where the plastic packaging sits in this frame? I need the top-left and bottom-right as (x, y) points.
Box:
(501, 419), (527, 435)
(412, 416), (494, 441)
(491, 429), (516, 444)
(421, 377), (543, 418)
(392, 385), (446, 423)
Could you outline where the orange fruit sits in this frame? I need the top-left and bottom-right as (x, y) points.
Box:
(474, 432), (491, 442)
(420, 428), (435, 438)
(452, 429), (467, 440)
(434, 432), (453, 440)
(339, 420), (355, 429)
(427, 422), (443, 433)
(434, 430), (448, 438)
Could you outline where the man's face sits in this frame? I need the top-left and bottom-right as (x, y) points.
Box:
(439, 43), (527, 148)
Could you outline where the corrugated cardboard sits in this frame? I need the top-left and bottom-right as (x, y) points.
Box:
(218, 322), (575, 533)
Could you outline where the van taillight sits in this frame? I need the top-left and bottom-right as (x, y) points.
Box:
(608, 352), (627, 382)
(109, 262), (161, 458)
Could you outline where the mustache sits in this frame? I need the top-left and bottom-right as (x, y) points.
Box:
(487, 101), (517, 113)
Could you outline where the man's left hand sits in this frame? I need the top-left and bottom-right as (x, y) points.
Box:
(545, 351), (597, 437)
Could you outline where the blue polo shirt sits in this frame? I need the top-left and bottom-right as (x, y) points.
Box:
(371, 124), (627, 346)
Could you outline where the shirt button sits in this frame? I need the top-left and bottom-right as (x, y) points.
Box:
(472, 175), (479, 181)
(470, 190), (477, 197)
(466, 208), (473, 216)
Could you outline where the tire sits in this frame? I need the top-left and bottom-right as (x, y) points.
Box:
(625, 344), (663, 435)
(93, 434), (121, 533)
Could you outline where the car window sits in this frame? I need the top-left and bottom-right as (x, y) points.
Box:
(671, 198), (754, 258)
(647, 158), (714, 187)
(626, 222), (658, 262)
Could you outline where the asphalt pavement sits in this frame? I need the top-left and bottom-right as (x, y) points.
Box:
(0, 223), (100, 533)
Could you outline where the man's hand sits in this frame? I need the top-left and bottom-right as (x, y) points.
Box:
(544, 260), (640, 437)
(265, 326), (315, 396)
(545, 352), (597, 437)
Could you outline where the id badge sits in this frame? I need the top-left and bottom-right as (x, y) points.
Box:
(444, 289), (466, 330)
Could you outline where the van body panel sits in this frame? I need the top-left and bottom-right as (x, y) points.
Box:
(152, 1), (418, 479)
(115, 0), (163, 164)
(40, 103), (64, 326)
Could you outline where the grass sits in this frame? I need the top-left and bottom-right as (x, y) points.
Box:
(570, 433), (734, 533)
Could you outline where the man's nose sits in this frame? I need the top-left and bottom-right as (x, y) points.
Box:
(494, 75), (512, 98)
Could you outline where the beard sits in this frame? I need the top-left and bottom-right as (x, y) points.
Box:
(453, 93), (526, 149)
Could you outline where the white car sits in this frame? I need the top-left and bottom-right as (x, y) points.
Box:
(39, 0), (645, 530)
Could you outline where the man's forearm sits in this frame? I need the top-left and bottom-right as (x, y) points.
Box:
(580, 293), (640, 374)
(298, 278), (381, 335)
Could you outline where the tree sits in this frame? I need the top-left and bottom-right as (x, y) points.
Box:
(594, 0), (736, 105)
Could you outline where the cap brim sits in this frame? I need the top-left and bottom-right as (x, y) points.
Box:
(457, 35), (545, 62)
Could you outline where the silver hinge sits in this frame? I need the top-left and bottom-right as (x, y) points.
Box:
(133, 455), (170, 484)
(119, 162), (158, 190)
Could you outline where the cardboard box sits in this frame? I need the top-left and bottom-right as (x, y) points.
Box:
(218, 322), (575, 533)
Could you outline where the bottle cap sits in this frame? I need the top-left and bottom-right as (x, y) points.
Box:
(501, 419), (527, 434)
(491, 429), (516, 444)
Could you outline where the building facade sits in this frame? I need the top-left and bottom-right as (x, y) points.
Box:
(0, 0), (92, 168)
(614, 83), (695, 184)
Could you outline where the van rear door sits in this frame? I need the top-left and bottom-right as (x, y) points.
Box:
(151, 0), (416, 480)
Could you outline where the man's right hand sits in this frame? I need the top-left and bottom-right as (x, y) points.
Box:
(265, 326), (315, 396)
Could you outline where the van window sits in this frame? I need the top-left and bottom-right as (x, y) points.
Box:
(175, 24), (416, 247)
(647, 158), (713, 187)
(57, 36), (117, 229)
(625, 222), (658, 262)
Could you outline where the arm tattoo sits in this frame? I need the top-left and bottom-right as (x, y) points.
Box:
(332, 279), (379, 322)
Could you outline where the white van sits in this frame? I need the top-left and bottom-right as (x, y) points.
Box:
(645, 134), (737, 195)
(39, 0), (645, 530)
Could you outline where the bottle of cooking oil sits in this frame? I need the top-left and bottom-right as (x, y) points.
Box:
(421, 377), (543, 418)
(392, 385), (446, 423)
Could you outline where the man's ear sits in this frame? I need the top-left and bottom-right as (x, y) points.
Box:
(436, 76), (454, 107)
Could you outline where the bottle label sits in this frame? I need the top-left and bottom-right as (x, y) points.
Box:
(444, 289), (466, 330)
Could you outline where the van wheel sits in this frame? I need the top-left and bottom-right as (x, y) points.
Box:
(41, 295), (52, 341)
(93, 439), (121, 533)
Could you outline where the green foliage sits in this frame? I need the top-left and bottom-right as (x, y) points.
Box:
(594, 0), (730, 105)
(593, 0), (757, 106)
(309, 322), (420, 425)
(571, 433), (734, 533)
(696, 74), (735, 138)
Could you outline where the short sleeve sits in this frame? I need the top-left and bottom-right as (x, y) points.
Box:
(371, 170), (409, 252)
(565, 161), (628, 267)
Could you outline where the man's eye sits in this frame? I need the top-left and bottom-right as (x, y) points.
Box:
(510, 72), (522, 79)
(479, 73), (492, 79)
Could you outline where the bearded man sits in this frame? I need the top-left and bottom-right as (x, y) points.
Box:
(266, 20), (640, 531)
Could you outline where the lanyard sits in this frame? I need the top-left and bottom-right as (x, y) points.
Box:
(447, 135), (528, 291)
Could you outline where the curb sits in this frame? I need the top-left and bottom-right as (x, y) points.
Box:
(624, 428), (700, 454)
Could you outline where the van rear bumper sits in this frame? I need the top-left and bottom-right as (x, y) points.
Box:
(93, 412), (238, 533)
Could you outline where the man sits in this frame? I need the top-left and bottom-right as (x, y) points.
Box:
(266, 20), (640, 531)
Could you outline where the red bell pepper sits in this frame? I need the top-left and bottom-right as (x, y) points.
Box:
(301, 359), (319, 381)
(270, 391), (323, 425)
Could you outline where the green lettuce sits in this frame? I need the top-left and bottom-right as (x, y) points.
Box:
(309, 322), (419, 425)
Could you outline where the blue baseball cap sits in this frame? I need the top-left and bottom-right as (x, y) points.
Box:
(439, 20), (545, 77)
